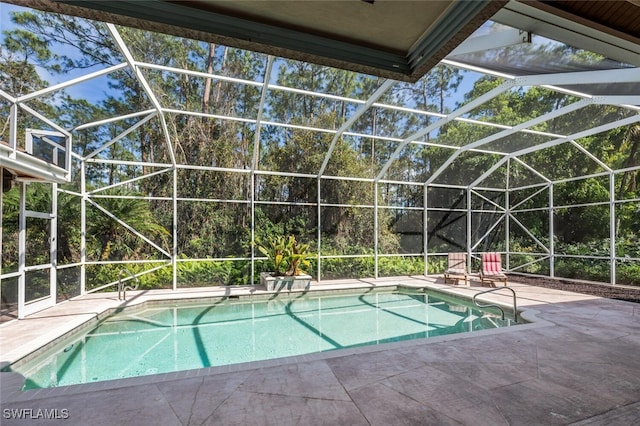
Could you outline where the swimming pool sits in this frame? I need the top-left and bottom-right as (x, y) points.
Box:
(9, 289), (518, 389)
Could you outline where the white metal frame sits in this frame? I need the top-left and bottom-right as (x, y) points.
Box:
(1, 12), (639, 319)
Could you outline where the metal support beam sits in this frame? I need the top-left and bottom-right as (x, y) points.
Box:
(374, 183), (379, 279)
(251, 56), (274, 285)
(140, 62), (263, 88)
(510, 186), (549, 211)
(50, 184), (58, 305)
(423, 184), (428, 275)
(17, 63), (129, 103)
(469, 157), (509, 188)
(0, 172), (2, 290)
(251, 170), (257, 285)
(471, 189), (506, 212)
(0, 88), (17, 103)
(317, 178), (322, 283)
(87, 198), (172, 258)
(80, 161), (87, 294)
(569, 140), (612, 172)
(84, 113), (157, 160)
(319, 79), (394, 177)
(466, 188), (473, 272)
(549, 183), (554, 278)
(510, 214), (550, 253)
(472, 215), (505, 251)
(89, 167), (172, 195)
(448, 29), (529, 57)
(106, 24), (177, 165)
(9, 103), (17, 150)
(251, 56), (274, 172)
(512, 157), (551, 183)
(510, 114), (640, 158)
(17, 182), (26, 319)
(394, 81), (516, 184)
(74, 109), (157, 131)
(505, 159), (510, 271)
(610, 173), (616, 285)
(18, 103), (72, 137)
(516, 67), (640, 88)
(429, 98), (591, 185)
(172, 167), (178, 291)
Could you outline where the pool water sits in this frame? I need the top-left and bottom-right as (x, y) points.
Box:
(13, 290), (517, 389)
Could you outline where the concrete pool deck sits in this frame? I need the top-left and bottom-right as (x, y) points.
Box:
(1, 276), (639, 425)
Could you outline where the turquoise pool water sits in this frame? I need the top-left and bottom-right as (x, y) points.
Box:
(13, 290), (517, 389)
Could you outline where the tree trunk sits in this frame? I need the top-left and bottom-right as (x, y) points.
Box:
(617, 124), (639, 198)
(202, 43), (215, 113)
(215, 47), (228, 104)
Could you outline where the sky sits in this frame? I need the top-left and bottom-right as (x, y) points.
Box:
(1, 2), (112, 104)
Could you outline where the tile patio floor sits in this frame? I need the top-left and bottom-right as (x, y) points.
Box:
(1, 276), (639, 425)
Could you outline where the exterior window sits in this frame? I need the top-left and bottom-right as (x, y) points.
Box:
(25, 129), (69, 170)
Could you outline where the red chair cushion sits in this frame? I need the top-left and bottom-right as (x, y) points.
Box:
(482, 252), (502, 274)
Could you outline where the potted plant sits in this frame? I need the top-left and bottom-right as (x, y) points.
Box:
(256, 235), (313, 291)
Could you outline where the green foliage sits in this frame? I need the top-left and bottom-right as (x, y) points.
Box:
(176, 259), (252, 287)
(289, 237), (312, 276)
(508, 240), (545, 274)
(320, 256), (375, 280)
(255, 235), (311, 276)
(256, 235), (288, 275)
(87, 187), (170, 261)
(86, 259), (254, 291)
(552, 238), (640, 285)
(426, 256), (448, 274)
(378, 256), (425, 277)
(320, 255), (440, 280)
(614, 234), (640, 284)
(617, 261), (640, 286)
(554, 258), (610, 282)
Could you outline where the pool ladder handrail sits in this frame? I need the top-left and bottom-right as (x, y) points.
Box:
(118, 267), (140, 301)
(472, 287), (517, 322)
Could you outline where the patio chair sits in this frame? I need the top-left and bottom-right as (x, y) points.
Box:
(444, 252), (468, 285)
(480, 252), (507, 287)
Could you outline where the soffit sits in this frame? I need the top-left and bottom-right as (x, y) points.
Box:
(532, 0), (640, 44)
(4, 0), (507, 82)
(493, 1), (640, 67)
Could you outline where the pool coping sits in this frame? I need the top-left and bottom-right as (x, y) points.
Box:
(1, 278), (554, 403)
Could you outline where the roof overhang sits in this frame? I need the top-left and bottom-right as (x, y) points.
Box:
(4, 0), (640, 81)
(4, 0), (508, 82)
(0, 144), (70, 184)
(494, 1), (640, 68)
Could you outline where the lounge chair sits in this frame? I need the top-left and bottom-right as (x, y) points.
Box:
(444, 252), (468, 285)
(480, 252), (507, 287)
